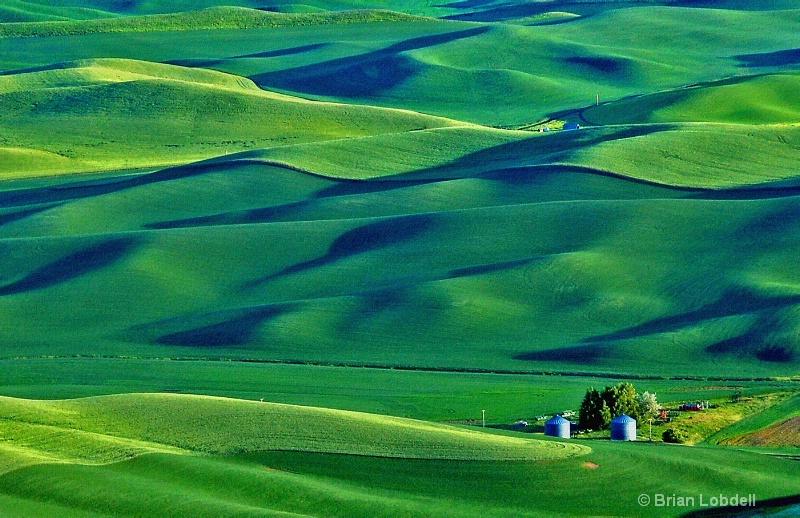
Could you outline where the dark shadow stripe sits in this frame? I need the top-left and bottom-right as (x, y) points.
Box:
(0, 237), (138, 296)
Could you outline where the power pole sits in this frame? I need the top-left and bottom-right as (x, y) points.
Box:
(482, 409), (485, 428)
(596, 93), (600, 106)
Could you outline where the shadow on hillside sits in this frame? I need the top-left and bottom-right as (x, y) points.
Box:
(0, 237), (138, 296)
(438, 1), (607, 21)
(709, 331), (796, 363)
(391, 125), (674, 181)
(156, 304), (295, 348)
(144, 176), (439, 228)
(563, 55), (634, 81)
(578, 288), (800, 354)
(514, 344), (612, 365)
(690, 184), (800, 201)
(250, 27), (490, 98)
(242, 213), (434, 290)
(735, 201), (800, 237)
(145, 199), (315, 229)
(736, 48), (800, 68)
(681, 494), (800, 517)
(0, 159), (267, 210)
(0, 203), (61, 227)
(164, 43), (330, 69)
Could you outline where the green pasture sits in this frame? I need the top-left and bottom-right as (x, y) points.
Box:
(2, 156), (800, 377)
(0, 393), (585, 476)
(0, 358), (793, 424)
(0, 432), (797, 517)
(0, 392), (797, 517)
(0, 0), (114, 23)
(1, 6), (799, 126)
(1, 1), (800, 516)
(0, 58), (458, 178)
(582, 73), (800, 126)
(0, 6), (427, 38)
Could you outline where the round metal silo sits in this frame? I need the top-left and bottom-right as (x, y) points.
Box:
(610, 414), (637, 441)
(544, 415), (571, 439)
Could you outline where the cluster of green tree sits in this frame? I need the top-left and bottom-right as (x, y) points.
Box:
(578, 382), (659, 431)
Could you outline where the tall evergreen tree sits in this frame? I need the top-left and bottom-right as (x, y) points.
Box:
(579, 387), (604, 430)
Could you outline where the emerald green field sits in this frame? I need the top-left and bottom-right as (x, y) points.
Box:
(1, 0), (799, 516)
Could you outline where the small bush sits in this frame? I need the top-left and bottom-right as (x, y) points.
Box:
(662, 428), (689, 444)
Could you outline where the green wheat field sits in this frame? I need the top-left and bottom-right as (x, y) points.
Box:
(0, 1), (799, 516)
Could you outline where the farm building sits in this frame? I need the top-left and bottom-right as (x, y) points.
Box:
(610, 414), (636, 441)
(563, 123), (581, 131)
(544, 415), (571, 438)
(679, 401), (709, 411)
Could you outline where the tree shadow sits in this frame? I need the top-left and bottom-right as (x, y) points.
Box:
(250, 27), (490, 98)
(0, 236), (139, 296)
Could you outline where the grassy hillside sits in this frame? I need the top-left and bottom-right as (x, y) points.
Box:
(2, 358), (795, 425)
(709, 392), (800, 446)
(247, 7), (800, 124)
(0, 6), (427, 38)
(0, 58), (459, 178)
(582, 73), (800, 126)
(0, 393), (586, 475)
(0, 434), (797, 517)
(0, 1), (114, 23)
(2, 2), (800, 516)
(1, 156), (800, 377)
(559, 123), (800, 188)
(4, 7), (799, 126)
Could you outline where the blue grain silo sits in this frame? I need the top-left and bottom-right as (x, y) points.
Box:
(544, 415), (571, 439)
(610, 414), (637, 441)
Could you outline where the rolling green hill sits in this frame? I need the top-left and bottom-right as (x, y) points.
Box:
(0, 6), (427, 38)
(582, 73), (800, 126)
(0, 393), (586, 474)
(3, 6), (799, 126)
(0, 58), (459, 178)
(0, 423), (796, 517)
(1, 153), (799, 377)
(0, 1), (113, 23)
(2, 2), (800, 516)
(0, 393), (797, 517)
